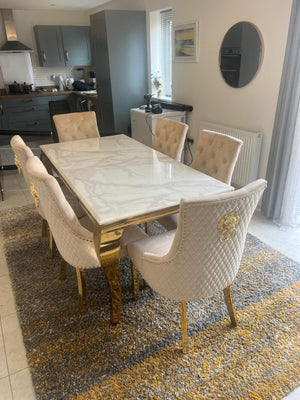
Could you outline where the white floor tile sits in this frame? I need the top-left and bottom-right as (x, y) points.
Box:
(1, 314), (28, 375)
(0, 320), (8, 379)
(10, 368), (35, 400)
(249, 210), (300, 263)
(0, 376), (12, 400)
(283, 386), (300, 400)
(0, 275), (16, 318)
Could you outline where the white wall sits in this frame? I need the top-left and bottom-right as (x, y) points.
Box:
(89, 0), (171, 14)
(171, 0), (293, 179)
(0, 9), (90, 89)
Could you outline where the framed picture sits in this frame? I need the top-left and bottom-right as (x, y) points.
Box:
(173, 22), (199, 62)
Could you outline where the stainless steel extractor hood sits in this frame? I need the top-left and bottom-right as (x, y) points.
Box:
(0, 9), (32, 52)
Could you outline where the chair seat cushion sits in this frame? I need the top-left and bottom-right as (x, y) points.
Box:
(128, 229), (176, 270)
(158, 213), (179, 231)
(119, 226), (148, 259)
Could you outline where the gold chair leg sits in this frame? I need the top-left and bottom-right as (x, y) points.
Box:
(41, 218), (47, 237)
(49, 230), (56, 259)
(131, 261), (140, 300)
(223, 285), (237, 326)
(145, 221), (152, 235)
(58, 258), (67, 281)
(181, 301), (188, 353)
(76, 268), (87, 314)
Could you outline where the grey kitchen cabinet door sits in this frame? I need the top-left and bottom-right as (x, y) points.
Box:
(0, 103), (8, 130)
(61, 26), (92, 66)
(34, 26), (65, 67)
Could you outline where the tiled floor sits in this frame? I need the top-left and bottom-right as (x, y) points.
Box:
(0, 170), (299, 400)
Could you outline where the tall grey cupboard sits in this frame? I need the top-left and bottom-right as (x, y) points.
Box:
(90, 10), (147, 136)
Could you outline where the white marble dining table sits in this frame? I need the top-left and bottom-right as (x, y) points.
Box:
(41, 134), (233, 323)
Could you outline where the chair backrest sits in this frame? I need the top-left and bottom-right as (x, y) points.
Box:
(26, 156), (99, 268)
(141, 179), (267, 301)
(192, 129), (243, 184)
(10, 135), (34, 188)
(48, 99), (71, 143)
(152, 118), (189, 162)
(53, 111), (100, 143)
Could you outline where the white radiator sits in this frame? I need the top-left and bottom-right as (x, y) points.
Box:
(199, 121), (263, 187)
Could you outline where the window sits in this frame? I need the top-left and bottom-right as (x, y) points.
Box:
(149, 8), (172, 98)
(160, 9), (172, 97)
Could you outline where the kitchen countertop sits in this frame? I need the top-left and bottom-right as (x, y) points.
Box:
(0, 90), (97, 99)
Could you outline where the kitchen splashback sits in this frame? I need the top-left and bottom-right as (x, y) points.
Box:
(0, 52), (34, 86)
(0, 49), (93, 91)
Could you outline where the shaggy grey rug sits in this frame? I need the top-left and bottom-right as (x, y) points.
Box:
(0, 205), (299, 400)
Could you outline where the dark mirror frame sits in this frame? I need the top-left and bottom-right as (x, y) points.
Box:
(219, 21), (263, 88)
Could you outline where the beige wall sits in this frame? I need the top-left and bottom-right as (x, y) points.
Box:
(89, 0), (171, 14)
(171, 0), (293, 179)
(0, 9), (90, 89)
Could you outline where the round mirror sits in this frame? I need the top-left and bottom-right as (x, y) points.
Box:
(219, 22), (263, 88)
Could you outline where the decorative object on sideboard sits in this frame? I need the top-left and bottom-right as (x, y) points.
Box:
(152, 72), (163, 98)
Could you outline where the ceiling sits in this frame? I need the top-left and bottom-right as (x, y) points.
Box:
(0, 0), (110, 11)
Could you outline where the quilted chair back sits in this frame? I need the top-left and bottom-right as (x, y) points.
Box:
(53, 111), (100, 143)
(10, 135), (34, 188)
(192, 130), (243, 184)
(26, 156), (99, 269)
(152, 118), (189, 162)
(10, 135), (46, 219)
(140, 179), (267, 301)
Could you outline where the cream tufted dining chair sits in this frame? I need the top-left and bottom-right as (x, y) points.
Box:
(128, 179), (267, 352)
(26, 156), (148, 313)
(11, 135), (88, 258)
(146, 118), (188, 234)
(53, 111), (100, 142)
(159, 129), (243, 231)
(192, 129), (243, 184)
(10, 135), (48, 236)
(152, 118), (189, 162)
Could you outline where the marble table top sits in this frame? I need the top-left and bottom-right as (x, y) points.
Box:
(41, 135), (233, 228)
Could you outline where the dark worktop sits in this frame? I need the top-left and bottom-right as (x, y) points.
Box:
(0, 90), (97, 100)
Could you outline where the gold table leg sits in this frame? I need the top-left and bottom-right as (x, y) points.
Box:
(131, 261), (140, 300)
(145, 221), (152, 235)
(181, 301), (188, 353)
(49, 230), (56, 259)
(223, 285), (237, 326)
(41, 218), (47, 237)
(94, 227), (124, 325)
(76, 268), (87, 314)
(58, 258), (67, 281)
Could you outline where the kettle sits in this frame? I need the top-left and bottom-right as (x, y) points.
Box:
(58, 75), (65, 91)
(67, 77), (74, 90)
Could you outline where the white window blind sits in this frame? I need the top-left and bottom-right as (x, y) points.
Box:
(160, 9), (172, 97)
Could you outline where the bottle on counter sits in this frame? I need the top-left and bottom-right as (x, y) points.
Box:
(58, 75), (65, 91)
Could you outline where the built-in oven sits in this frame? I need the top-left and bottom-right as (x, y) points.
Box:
(220, 48), (241, 87)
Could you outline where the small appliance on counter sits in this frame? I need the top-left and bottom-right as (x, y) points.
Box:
(72, 80), (95, 91)
(88, 71), (97, 89)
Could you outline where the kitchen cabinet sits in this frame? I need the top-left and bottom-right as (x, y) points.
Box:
(61, 26), (92, 66)
(34, 25), (92, 67)
(0, 104), (8, 130)
(90, 10), (147, 135)
(0, 94), (72, 133)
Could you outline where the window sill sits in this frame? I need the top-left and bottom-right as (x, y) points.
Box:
(152, 95), (172, 101)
